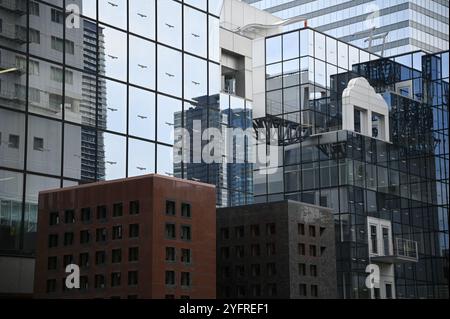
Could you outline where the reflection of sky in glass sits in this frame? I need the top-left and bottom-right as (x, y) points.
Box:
(186, 0), (207, 11)
(157, 0), (182, 49)
(128, 139), (155, 177)
(157, 144), (174, 176)
(130, 36), (155, 89)
(184, 6), (207, 58)
(102, 26), (127, 81)
(103, 133), (126, 180)
(185, 54), (207, 101)
(129, 87), (155, 140)
(99, 0), (127, 30)
(209, 17), (220, 62)
(129, 0), (155, 39)
(104, 80), (127, 134)
(157, 95), (182, 145)
(79, 0), (96, 20)
(157, 45), (182, 97)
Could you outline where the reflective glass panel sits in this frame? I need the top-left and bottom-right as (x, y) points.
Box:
(100, 132), (126, 180)
(184, 6), (207, 58)
(128, 139), (155, 176)
(0, 109), (25, 170)
(157, 95), (182, 145)
(157, 0), (182, 49)
(184, 54), (207, 102)
(101, 79), (127, 134)
(157, 45), (182, 98)
(129, 0), (156, 40)
(129, 36), (155, 89)
(100, 25), (127, 81)
(99, 0), (127, 31)
(129, 87), (155, 141)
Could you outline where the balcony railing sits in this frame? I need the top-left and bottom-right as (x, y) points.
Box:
(395, 238), (418, 261)
(371, 237), (418, 264)
(0, 0), (27, 14)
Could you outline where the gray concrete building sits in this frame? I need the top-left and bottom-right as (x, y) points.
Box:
(217, 200), (337, 299)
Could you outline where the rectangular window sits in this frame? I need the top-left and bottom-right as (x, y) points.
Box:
(81, 208), (91, 222)
(95, 251), (106, 265)
(49, 212), (59, 226)
(64, 232), (74, 246)
(95, 275), (105, 289)
(181, 272), (191, 287)
(165, 271), (175, 286)
(128, 271), (138, 286)
(299, 284), (307, 297)
(129, 224), (139, 238)
(370, 225), (378, 254)
(266, 223), (276, 235)
(251, 264), (261, 277)
(8, 134), (19, 149)
(309, 245), (317, 257)
(235, 245), (244, 258)
(181, 249), (191, 264)
(80, 276), (89, 290)
(97, 205), (107, 220)
(48, 234), (58, 248)
(310, 265), (318, 277)
(165, 247), (176, 262)
(130, 200), (140, 215)
(166, 200), (176, 216)
(235, 226), (244, 238)
(79, 253), (89, 268)
(96, 228), (107, 242)
(29, 27), (40, 42)
(112, 249), (122, 263)
(266, 243), (276, 256)
(221, 228), (229, 240)
(309, 225), (316, 237)
(80, 230), (90, 244)
(251, 244), (260, 257)
(267, 263), (276, 276)
(30, 1), (40, 16)
(48, 257), (58, 270)
(298, 243), (305, 255)
(51, 8), (64, 23)
(129, 247), (139, 262)
(165, 223), (176, 239)
(112, 225), (123, 240)
(267, 284), (277, 297)
(220, 247), (230, 259)
(250, 225), (260, 237)
(299, 263), (306, 276)
(181, 225), (191, 241)
(113, 203), (123, 217)
(111, 273), (121, 287)
(311, 285), (318, 297)
(181, 203), (191, 218)
(46, 279), (56, 293)
(64, 209), (75, 224)
(63, 255), (73, 267)
(298, 223), (305, 235)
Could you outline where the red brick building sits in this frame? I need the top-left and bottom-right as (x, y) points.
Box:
(34, 174), (216, 299)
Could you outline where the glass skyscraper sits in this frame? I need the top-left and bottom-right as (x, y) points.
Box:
(243, 0), (449, 57)
(0, 0), (224, 294)
(254, 27), (448, 298)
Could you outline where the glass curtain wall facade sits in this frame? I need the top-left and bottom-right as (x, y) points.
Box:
(243, 0), (449, 57)
(254, 27), (449, 298)
(0, 0), (223, 256)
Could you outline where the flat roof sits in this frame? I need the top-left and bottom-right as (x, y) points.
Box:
(39, 174), (216, 195)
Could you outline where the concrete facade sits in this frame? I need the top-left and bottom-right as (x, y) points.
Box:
(217, 200), (337, 299)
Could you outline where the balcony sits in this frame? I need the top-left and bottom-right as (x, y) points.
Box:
(0, 0), (27, 14)
(371, 238), (418, 264)
(0, 24), (28, 44)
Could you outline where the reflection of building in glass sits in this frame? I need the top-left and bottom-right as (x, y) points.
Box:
(254, 27), (449, 298)
(243, 0), (449, 57)
(0, 0), (223, 296)
(174, 94), (253, 207)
